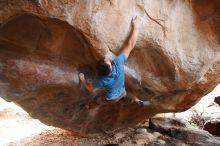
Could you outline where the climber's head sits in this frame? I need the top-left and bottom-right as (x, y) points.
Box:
(96, 58), (112, 77)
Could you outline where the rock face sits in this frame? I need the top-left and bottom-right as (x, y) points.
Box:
(204, 120), (220, 136)
(0, 0), (220, 134)
(149, 117), (220, 146)
(214, 96), (220, 105)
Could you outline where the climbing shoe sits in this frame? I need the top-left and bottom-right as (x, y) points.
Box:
(138, 100), (151, 107)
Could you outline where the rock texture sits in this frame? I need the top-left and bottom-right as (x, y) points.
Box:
(0, 0), (220, 134)
(149, 117), (220, 146)
(204, 120), (220, 136)
(214, 96), (220, 105)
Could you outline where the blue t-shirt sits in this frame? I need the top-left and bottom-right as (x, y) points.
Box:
(92, 53), (126, 101)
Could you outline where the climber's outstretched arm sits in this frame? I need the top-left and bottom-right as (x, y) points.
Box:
(79, 73), (93, 91)
(122, 16), (139, 59)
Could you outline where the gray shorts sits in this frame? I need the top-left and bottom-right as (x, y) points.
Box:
(108, 90), (127, 103)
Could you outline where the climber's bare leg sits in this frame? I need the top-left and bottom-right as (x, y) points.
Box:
(82, 96), (106, 109)
(95, 96), (107, 104)
(84, 92), (127, 109)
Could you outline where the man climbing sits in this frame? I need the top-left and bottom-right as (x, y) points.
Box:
(79, 16), (150, 107)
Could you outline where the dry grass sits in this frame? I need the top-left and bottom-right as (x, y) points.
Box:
(189, 108), (205, 129)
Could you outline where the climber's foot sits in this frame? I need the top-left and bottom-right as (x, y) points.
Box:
(138, 100), (151, 107)
(131, 97), (151, 107)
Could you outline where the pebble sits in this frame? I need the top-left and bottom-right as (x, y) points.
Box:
(153, 131), (162, 138)
(114, 132), (125, 140)
(157, 139), (166, 145)
(136, 128), (148, 134)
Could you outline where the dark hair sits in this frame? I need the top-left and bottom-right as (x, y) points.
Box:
(97, 58), (111, 77)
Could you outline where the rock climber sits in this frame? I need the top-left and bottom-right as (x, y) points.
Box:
(79, 16), (150, 107)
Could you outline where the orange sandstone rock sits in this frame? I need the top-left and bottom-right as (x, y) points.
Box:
(0, 0), (220, 134)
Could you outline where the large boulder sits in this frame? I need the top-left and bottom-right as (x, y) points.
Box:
(0, 0), (220, 134)
(204, 120), (220, 136)
(214, 96), (220, 105)
(149, 117), (220, 146)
